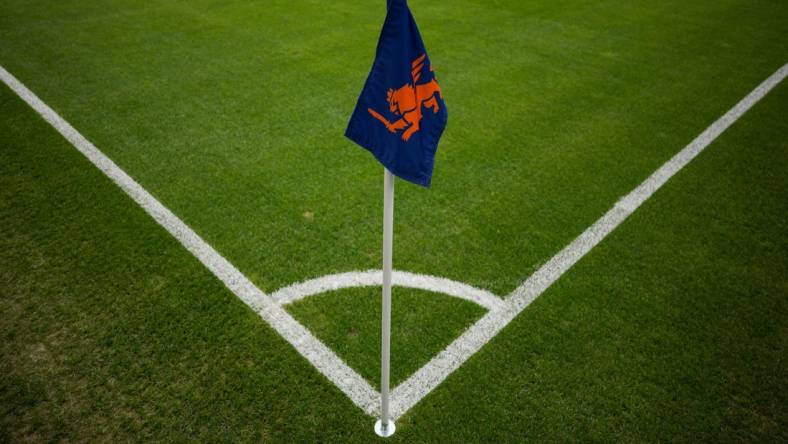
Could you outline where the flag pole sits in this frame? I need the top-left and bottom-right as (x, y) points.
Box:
(375, 167), (396, 437)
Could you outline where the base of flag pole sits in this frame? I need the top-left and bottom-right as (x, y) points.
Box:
(374, 419), (396, 437)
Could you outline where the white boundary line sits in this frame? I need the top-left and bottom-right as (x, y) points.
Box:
(271, 270), (503, 310)
(387, 62), (788, 419)
(0, 65), (380, 416)
(2, 61), (785, 422)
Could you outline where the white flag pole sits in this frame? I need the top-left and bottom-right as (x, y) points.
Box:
(375, 167), (396, 437)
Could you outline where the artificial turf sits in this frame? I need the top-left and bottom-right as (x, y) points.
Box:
(1, 0), (787, 441)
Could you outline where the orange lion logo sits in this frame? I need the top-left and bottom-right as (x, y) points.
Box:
(367, 54), (443, 141)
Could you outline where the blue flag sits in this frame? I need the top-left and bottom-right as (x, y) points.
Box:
(345, 0), (447, 187)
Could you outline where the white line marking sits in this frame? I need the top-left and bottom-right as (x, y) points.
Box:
(387, 62), (788, 419)
(0, 65), (380, 416)
(3, 60), (785, 422)
(272, 270), (504, 310)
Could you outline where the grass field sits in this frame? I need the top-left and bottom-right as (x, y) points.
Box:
(1, 0), (787, 441)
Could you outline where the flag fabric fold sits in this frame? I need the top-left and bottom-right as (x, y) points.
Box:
(345, 0), (447, 187)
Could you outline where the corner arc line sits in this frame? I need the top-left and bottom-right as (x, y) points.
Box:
(271, 270), (504, 311)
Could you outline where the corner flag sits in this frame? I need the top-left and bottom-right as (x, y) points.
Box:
(345, 0), (447, 187)
(345, 1), (447, 436)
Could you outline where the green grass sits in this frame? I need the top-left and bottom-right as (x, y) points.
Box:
(288, 287), (485, 388)
(0, 0), (785, 295)
(1, 0), (787, 441)
(0, 84), (370, 442)
(398, 81), (788, 443)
